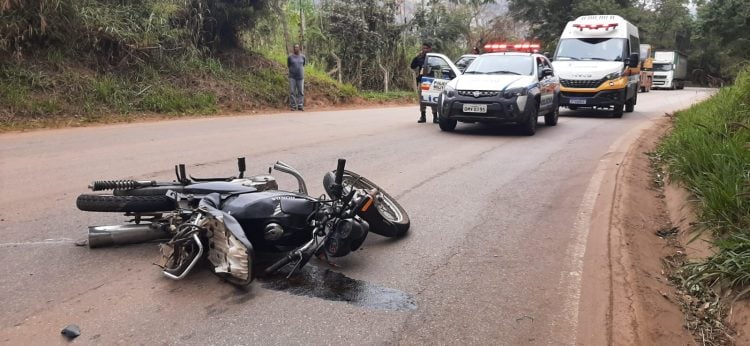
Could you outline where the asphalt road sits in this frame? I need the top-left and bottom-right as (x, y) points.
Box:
(0, 88), (713, 344)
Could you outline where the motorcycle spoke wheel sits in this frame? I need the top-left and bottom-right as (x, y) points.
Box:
(339, 171), (410, 237)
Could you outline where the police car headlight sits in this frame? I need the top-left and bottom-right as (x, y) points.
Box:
(604, 71), (622, 81)
(503, 87), (527, 98)
(444, 85), (457, 98)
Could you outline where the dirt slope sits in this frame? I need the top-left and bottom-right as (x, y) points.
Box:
(584, 116), (750, 345)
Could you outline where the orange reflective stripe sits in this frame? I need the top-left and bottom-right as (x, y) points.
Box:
(361, 197), (374, 212)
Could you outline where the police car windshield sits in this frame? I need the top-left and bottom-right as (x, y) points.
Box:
(554, 38), (627, 61)
(464, 55), (533, 75)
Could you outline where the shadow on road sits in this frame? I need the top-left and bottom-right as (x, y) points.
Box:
(559, 107), (619, 119)
(432, 121), (554, 137)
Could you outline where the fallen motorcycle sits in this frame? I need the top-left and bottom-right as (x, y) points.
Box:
(77, 158), (410, 286)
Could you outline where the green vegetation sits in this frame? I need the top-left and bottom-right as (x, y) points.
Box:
(658, 68), (750, 341)
(660, 68), (750, 237)
(0, 54), (361, 130)
(0, 1), (418, 130)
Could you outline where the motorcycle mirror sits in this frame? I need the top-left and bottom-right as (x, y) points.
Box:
(178, 164), (189, 184)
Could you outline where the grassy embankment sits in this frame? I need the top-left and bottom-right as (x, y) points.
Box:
(658, 67), (750, 341)
(0, 1), (415, 132)
(0, 52), (417, 132)
(0, 51), (369, 131)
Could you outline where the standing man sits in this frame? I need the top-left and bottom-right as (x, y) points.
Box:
(410, 43), (437, 123)
(288, 44), (306, 111)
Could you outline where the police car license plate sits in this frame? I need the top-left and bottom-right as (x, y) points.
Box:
(569, 99), (587, 105)
(463, 104), (487, 113)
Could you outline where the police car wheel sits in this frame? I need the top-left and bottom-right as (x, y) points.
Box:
(439, 117), (456, 131)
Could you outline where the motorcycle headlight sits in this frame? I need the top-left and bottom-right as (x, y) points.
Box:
(503, 87), (527, 99)
(444, 85), (457, 98)
(604, 71), (623, 81)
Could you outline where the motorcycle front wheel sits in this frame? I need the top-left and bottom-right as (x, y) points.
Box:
(328, 170), (410, 237)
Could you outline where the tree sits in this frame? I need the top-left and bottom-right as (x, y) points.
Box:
(690, 0), (750, 81)
(0, 0), (271, 63)
(634, 0), (692, 52)
(321, 0), (405, 89)
(412, 0), (471, 58)
(507, 0), (576, 51)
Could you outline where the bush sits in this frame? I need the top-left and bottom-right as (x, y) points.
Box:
(660, 67), (750, 237)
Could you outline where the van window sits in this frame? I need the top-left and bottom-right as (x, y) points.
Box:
(554, 38), (628, 62)
(629, 35), (640, 54)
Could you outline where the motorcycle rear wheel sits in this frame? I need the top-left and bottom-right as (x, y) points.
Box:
(338, 171), (410, 237)
(76, 194), (175, 212)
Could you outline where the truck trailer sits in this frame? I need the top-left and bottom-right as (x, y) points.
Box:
(652, 50), (687, 90)
(639, 44), (654, 92)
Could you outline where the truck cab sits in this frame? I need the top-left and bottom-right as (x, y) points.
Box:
(652, 51), (687, 90)
(551, 15), (641, 118)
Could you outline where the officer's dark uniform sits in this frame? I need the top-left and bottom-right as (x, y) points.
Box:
(410, 55), (438, 123)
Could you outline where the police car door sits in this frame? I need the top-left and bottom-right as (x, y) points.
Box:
(421, 53), (460, 106)
(536, 56), (557, 112)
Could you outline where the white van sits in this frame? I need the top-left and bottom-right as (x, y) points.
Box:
(551, 15), (641, 117)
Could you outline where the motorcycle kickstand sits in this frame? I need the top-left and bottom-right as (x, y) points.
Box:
(286, 255), (305, 278)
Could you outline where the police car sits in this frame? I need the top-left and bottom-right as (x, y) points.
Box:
(455, 54), (479, 73)
(437, 47), (560, 135)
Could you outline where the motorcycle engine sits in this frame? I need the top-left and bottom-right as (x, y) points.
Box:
(325, 218), (369, 257)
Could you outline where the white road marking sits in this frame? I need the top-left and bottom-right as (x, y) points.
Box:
(559, 153), (610, 342)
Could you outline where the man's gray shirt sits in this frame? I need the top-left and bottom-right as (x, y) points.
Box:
(287, 54), (306, 80)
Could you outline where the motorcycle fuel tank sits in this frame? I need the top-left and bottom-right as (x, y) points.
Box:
(221, 191), (316, 250)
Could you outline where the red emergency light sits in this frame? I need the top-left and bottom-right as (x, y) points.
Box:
(572, 23), (619, 31)
(483, 41), (541, 53)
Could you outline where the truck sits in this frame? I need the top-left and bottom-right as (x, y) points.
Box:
(652, 50), (687, 90)
(639, 44), (654, 92)
(551, 15), (641, 118)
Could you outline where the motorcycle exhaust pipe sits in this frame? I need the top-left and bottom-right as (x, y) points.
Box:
(273, 161), (308, 195)
(88, 224), (170, 248)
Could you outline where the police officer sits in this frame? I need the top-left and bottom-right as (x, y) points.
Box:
(410, 43), (438, 123)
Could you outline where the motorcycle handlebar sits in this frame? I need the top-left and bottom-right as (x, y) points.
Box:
(335, 159), (346, 186)
(264, 252), (295, 274)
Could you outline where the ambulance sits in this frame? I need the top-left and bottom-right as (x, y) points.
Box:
(551, 15), (641, 118)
